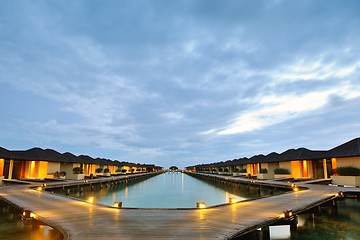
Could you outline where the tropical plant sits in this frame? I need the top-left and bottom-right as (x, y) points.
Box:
(218, 168), (223, 172)
(334, 166), (360, 176)
(115, 168), (121, 172)
(233, 168), (239, 172)
(274, 168), (290, 174)
(73, 167), (83, 174)
(259, 168), (268, 174)
(104, 168), (110, 173)
(224, 168), (229, 172)
(95, 168), (103, 173)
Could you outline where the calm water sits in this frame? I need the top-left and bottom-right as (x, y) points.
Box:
(0, 201), (63, 240)
(292, 198), (360, 240)
(54, 172), (281, 208)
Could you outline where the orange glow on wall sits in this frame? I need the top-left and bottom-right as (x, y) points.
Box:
(38, 161), (48, 178)
(302, 161), (309, 177)
(291, 161), (301, 178)
(29, 161), (36, 178)
(331, 158), (337, 170)
(0, 159), (4, 176)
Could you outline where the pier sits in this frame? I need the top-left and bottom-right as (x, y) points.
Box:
(1, 172), (359, 240)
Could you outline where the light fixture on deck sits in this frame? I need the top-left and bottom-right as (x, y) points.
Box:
(113, 202), (123, 208)
(229, 197), (236, 204)
(291, 184), (299, 192)
(83, 180), (89, 183)
(87, 197), (95, 203)
(37, 186), (43, 191)
(42, 183), (47, 187)
(196, 202), (206, 209)
(336, 191), (344, 197)
(283, 209), (293, 219)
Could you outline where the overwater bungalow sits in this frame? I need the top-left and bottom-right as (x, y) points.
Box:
(0, 147), (162, 183)
(188, 137), (360, 184)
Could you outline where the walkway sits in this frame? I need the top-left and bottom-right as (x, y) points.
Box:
(0, 173), (359, 240)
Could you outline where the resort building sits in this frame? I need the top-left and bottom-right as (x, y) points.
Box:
(188, 137), (360, 183)
(0, 147), (162, 183)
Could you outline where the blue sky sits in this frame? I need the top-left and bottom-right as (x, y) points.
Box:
(1, 0), (360, 169)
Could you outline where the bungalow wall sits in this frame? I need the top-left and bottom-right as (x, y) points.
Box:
(279, 161), (292, 174)
(334, 156), (360, 168)
(23, 161), (48, 179)
(47, 162), (61, 176)
(279, 160), (314, 179)
(0, 158), (4, 176)
(259, 162), (279, 178)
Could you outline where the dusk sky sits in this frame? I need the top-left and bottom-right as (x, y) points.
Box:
(1, 1), (360, 169)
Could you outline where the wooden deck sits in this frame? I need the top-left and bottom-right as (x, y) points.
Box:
(1, 173), (359, 240)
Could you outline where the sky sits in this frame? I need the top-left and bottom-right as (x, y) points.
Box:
(1, 0), (360, 169)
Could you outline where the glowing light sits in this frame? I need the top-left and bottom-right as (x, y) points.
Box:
(37, 187), (43, 191)
(283, 209), (293, 218)
(293, 187), (299, 192)
(87, 197), (95, 203)
(229, 197), (236, 204)
(196, 202), (206, 209)
(113, 202), (123, 208)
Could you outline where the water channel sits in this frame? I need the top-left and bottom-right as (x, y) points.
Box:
(53, 172), (284, 208)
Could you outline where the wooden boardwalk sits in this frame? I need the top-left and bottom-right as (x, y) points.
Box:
(1, 173), (359, 240)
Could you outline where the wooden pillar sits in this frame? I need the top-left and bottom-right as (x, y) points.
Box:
(8, 160), (14, 180)
(323, 159), (328, 179)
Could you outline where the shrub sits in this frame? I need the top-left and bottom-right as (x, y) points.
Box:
(104, 168), (110, 173)
(95, 168), (103, 173)
(73, 167), (83, 174)
(121, 169), (127, 173)
(335, 166), (360, 176)
(274, 168), (290, 174)
(224, 168), (229, 172)
(233, 168), (239, 172)
(218, 168), (223, 172)
(239, 169), (247, 173)
(115, 168), (121, 172)
(60, 171), (66, 177)
(259, 168), (268, 174)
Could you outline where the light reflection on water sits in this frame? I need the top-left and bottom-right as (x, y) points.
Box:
(59, 172), (281, 208)
(0, 201), (63, 240)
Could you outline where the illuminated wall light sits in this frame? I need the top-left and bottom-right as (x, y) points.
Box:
(113, 202), (123, 208)
(196, 202), (206, 209)
(229, 197), (236, 204)
(87, 197), (95, 203)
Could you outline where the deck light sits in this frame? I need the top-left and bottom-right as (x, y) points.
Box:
(336, 191), (344, 197)
(291, 183), (295, 188)
(293, 187), (299, 192)
(42, 183), (47, 187)
(229, 197), (236, 204)
(113, 202), (123, 208)
(196, 202), (206, 209)
(283, 209), (293, 218)
(37, 186), (43, 191)
(87, 197), (95, 203)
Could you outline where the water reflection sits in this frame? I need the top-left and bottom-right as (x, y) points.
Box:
(292, 198), (360, 240)
(0, 200), (63, 240)
(53, 172), (284, 208)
